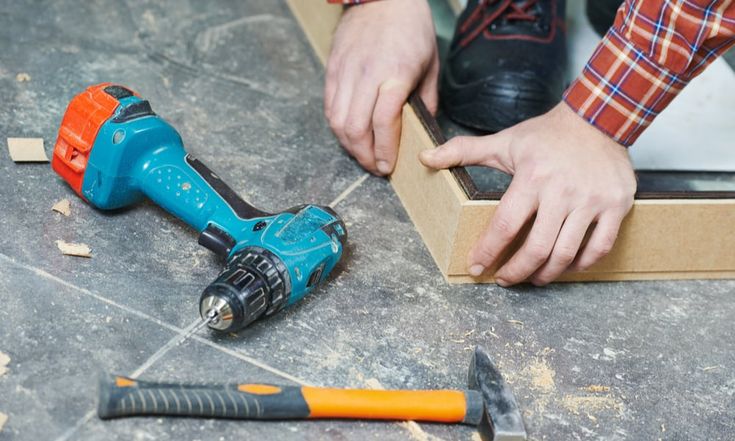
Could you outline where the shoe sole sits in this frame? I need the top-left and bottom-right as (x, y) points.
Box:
(441, 66), (559, 133)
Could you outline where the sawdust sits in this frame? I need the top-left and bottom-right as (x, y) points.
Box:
(364, 378), (382, 390)
(0, 351), (9, 377)
(52, 199), (71, 216)
(561, 394), (624, 416)
(583, 385), (611, 393)
(526, 359), (556, 393)
(15, 72), (31, 82)
(0, 412), (7, 432)
(55, 240), (92, 258)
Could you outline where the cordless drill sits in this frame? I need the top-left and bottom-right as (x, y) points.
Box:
(52, 83), (347, 333)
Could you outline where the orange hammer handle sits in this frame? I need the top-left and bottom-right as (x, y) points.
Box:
(303, 387), (481, 423)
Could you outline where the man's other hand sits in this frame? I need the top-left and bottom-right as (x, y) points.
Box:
(419, 103), (637, 286)
(326, 0), (439, 175)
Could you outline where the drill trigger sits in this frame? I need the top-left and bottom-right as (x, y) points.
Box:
(198, 223), (236, 257)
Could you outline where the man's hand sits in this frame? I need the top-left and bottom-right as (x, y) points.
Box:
(326, 0), (439, 175)
(419, 103), (637, 286)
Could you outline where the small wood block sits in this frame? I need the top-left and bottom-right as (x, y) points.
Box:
(55, 240), (92, 258)
(52, 199), (72, 216)
(7, 138), (48, 162)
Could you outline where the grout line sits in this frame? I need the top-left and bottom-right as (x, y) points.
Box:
(54, 409), (95, 441)
(0, 253), (310, 384)
(189, 334), (311, 386)
(328, 173), (370, 208)
(129, 319), (203, 379)
(54, 320), (207, 441)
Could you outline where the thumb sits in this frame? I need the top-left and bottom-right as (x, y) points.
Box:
(419, 133), (512, 173)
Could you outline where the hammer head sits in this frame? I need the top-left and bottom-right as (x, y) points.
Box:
(468, 346), (527, 441)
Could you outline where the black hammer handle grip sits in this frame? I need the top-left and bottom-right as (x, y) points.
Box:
(98, 374), (310, 420)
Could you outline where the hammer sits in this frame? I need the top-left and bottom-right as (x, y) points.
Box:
(98, 346), (526, 440)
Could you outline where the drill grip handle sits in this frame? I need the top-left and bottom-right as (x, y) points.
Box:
(98, 375), (310, 420)
(98, 374), (485, 424)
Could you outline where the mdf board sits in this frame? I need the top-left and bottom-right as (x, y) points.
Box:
(286, 0), (735, 283)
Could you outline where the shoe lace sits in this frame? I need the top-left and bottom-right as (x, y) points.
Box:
(458, 0), (543, 46)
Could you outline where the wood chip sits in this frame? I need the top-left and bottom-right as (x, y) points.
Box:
(0, 351), (9, 377)
(52, 199), (71, 216)
(16, 72), (31, 82)
(55, 240), (92, 258)
(0, 412), (7, 432)
(7, 138), (48, 162)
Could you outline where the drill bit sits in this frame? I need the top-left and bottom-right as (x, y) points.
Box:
(177, 307), (221, 346)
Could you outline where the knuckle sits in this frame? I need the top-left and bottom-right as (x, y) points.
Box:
(526, 168), (550, 187)
(328, 117), (344, 135)
(584, 192), (604, 207)
(526, 241), (550, 262)
(492, 216), (515, 240)
(474, 246), (497, 265)
(591, 235), (616, 258)
(344, 119), (369, 140)
(555, 246), (578, 265)
(500, 267), (523, 283)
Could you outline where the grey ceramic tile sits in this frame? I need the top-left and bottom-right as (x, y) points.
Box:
(0, 258), (176, 440)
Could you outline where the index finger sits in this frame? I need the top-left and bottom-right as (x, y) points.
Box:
(372, 79), (412, 175)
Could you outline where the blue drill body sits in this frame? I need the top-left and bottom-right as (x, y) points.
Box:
(53, 84), (347, 332)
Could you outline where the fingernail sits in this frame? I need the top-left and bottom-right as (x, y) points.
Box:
(469, 264), (485, 277)
(495, 278), (510, 287)
(376, 160), (391, 175)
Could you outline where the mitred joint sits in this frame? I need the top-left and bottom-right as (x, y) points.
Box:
(52, 83), (135, 196)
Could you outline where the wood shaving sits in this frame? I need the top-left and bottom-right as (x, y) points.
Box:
(0, 412), (7, 432)
(507, 319), (524, 326)
(52, 199), (71, 216)
(0, 351), (9, 377)
(7, 138), (48, 162)
(55, 240), (92, 258)
(15, 72), (31, 82)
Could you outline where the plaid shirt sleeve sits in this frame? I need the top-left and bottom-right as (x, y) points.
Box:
(564, 0), (735, 146)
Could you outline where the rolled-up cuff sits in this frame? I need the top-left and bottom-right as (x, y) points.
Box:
(563, 27), (689, 147)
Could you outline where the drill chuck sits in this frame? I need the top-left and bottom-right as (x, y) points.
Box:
(199, 247), (292, 333)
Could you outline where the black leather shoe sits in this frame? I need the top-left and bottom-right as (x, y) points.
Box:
(441, 0), (568, 132)
(586, 0), (622, 37)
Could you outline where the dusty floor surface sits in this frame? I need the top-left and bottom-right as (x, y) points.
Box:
(1, 1), (734, 440)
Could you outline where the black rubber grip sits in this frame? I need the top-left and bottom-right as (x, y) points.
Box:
(185, 155), (271, 220)
(98, 374), (309, 420)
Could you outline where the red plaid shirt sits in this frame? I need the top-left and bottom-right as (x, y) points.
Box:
(328, 0), (735, 146)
